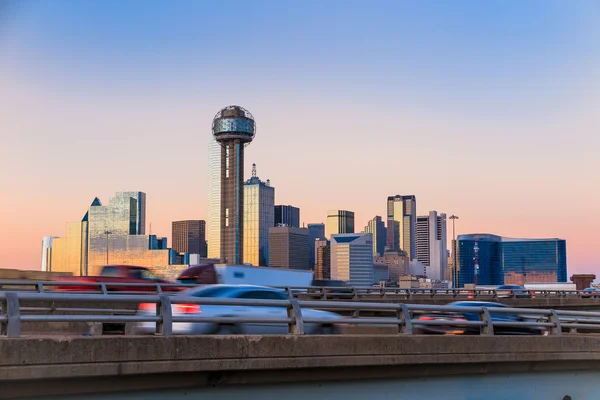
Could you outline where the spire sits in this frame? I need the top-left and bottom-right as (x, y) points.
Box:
(252, 163), (257, 178)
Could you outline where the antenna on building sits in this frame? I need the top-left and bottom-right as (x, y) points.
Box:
(252, 163), (257, 178)
(266, 179), (270, 186)
(149, 222), (152, 235)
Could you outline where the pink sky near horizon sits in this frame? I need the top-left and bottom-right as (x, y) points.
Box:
(0, 1), (599, 276)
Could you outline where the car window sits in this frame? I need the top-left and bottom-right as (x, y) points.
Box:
(101, 266), (120, 277)
(186, 286), (231, 298)
(238, 290), (287, 300)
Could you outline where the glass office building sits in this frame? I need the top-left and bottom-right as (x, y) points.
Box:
(331, 233), (374, 286)
(207, 137), (221, 259)
(243, 165), (274, 267)
(308, 223), (325, 268)
(326, 210), (355, 238)
(456, 234), (567, 287)
(386, 195), (417, 259)
(49, 192), (180, 276)
(363, 216), (386, 257)
(274, 205), (300, 228)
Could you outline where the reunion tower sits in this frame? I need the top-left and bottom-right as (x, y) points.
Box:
(212, 106), (256, 265)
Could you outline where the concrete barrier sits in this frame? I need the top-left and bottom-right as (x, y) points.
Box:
(1, 335), (600, 398)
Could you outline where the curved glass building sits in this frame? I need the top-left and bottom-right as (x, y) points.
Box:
(212, 106), (256, 265)
(456, 233), (567, 287)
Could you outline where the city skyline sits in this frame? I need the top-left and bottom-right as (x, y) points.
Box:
(1, 1), (598, 274)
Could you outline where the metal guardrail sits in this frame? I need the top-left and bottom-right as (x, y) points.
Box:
(2, 291), (600, 338)
(0, 280), (595, 300)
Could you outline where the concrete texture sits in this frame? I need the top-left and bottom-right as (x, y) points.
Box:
(2, 335), (600, 398)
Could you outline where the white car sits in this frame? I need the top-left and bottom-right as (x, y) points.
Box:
(135, 284), (341, 335)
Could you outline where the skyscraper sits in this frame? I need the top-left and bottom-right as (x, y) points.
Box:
(274, 205), (300, 228)
(330, 233), (374, 286)
(268, 226), (309, 269)
(49, 192), (181, 276)
(307, 223), (325, 268)
(386, 195), (416, 259)
(212, 106), (256, 265)
(243, 164), (274, 266)
(363, 216), (386, 256)
(416, 211), (447, 280)
(207, 137), (221, 259)
(326, 210), (354, 238)
(315, 238), (331, 279)
(172, 220), (207, 257)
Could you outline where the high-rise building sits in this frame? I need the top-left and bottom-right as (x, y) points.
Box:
(416, 211), (447, 280)
(207, 138), (221, 259)
(363, 216), (386, 256)
(326, 210), (354, 238)
(274, 205), (300, 228)
(268, 226), (309, 269)
(41, 236), (58, 272)
(212, 105), (256, 265)
(386, 195), (416, 259)
(307, 223), (325, 268)
(456, 234), (567, 287)
(243, 164), (275, 266)
(315, 238), (331, 279)
(49, 192), (180, 276)
(330, 233), (374, 286)
(374, 250), (408, 284)
(172, 220), (207, 257)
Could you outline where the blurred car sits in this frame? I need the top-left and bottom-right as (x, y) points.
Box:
(413, 301), (547, 335)
(581, 287), (599, 298)
(135, 284), (341, 335)
(496, 285), (532, 299)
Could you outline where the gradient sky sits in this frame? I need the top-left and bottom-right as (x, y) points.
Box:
(1, 0), (599, 274)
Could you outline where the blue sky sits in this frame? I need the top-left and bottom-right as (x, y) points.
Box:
(1, 0), (599, 272)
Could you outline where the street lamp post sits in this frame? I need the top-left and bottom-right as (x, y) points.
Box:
(449, 215), (459, 288)
(104, 230), (112, 265)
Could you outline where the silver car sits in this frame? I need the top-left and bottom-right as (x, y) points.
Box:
(135, 284), (341, 335)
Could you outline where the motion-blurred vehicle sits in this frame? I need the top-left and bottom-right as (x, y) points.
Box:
(496, 285), (532, 299)
(581, 287), (599, 298)
(135, 284), (341, 335)
(177, 264), (313, 288)
(309, 279), (354, 299)
(413, 301), (547, 335)
(55, 265), (180, 293)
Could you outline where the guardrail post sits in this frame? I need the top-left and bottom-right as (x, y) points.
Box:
(5, 292), (21, 338)
(36, 282), (44, 293)
(548, 310), (562, 336)
(407, 289), (413, 300)
(478, 307), (494, 336)
(352, 288), (358, 300)
(398, 304), (412, 335)
(156, 284), (163, 295)
(287, 299), (304, 334)
(99, 283), (108, 295)
(155, 295), (172, 337)
(430, 289), (436, 298)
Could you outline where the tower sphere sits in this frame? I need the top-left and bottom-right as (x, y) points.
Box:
(212, 105), (256, 145)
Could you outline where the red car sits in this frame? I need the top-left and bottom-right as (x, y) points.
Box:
(54, 265), (183, 293)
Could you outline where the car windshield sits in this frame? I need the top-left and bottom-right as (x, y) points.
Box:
(179, 286), (233, 298)
(498, 286), (523, 290)
(449, 302), (508, 308)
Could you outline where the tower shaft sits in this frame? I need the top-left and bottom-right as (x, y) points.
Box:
(220, 139), (245, 264)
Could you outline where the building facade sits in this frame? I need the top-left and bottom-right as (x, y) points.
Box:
(207, 137), (221, 259)
(415, 211), (447, 280)
(330, 233), (374, 286)
(374, 250), (408, 284)
(268, 226), (309, 269)
(172, 220), (207, 257)
(386, 195), (416, 259)
(363, 216), (386, 256)
(456, 233), (567, 287)
(48, 192), (181, 276)
(274, 205), (300, 228)
(213, 106), (256, 265)
(243, 164), (275, 267)
(308, 223), (325, 268)
(315, 238), (331, 279)
(326, 210), (355, 238)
